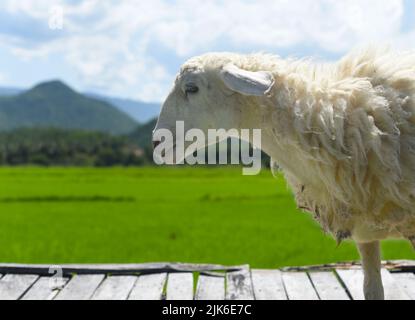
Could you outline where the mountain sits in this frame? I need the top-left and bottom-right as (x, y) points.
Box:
(0, 85), (161, 123)
(0, 87), (22, 96)
(87, 93), (160, 123)
(0, 81), (138, 134)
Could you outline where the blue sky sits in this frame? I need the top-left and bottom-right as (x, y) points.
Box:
(0, 0), (414, 102)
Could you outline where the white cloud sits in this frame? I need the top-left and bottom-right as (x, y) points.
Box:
(0, 0), (410, 101)
(134, 0), (405, 55)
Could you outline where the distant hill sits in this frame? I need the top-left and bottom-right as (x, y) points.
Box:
(87, 93), (160, 123)
(0, 81), (138, 134)
(129, 118), (157, 148)
(0, 85), (161, 123)
(0, 87), (22, 96)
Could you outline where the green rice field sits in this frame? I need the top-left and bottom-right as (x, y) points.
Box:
(0, 167), (413, 268)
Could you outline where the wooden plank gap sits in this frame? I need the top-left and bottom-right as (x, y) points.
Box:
(306, 272), (321, 300)
(54, 274), (105, 300)
(22, 276), (69, 300)
(251, 270), (287, 300)
(308, 271), (350, 300)
(332, 269), (354, 300)
(281, 272), (319, 300)
(92, 275), (138, 300)
(0, 274), (39, 300)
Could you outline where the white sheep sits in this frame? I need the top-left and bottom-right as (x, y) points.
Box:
(154, 48), (415, 300)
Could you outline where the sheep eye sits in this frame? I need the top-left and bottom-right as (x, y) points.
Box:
(185, 84), (199, 95)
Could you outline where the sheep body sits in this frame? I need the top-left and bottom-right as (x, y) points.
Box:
(183, 48), (415, 244)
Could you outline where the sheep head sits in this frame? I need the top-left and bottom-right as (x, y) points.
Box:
(153, 53), (275, 163)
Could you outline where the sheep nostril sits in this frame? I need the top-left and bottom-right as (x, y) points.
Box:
(153, 140), (161, 150)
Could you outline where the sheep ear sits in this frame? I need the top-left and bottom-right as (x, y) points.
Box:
(220, 64), (275, 96)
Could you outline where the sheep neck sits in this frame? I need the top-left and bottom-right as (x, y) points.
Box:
(249, 73), (332, 181)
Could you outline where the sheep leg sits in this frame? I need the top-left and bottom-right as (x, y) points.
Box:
(357, 241), (384, 300)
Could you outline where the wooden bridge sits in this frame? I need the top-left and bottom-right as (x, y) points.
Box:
(0, 261), (414, 300)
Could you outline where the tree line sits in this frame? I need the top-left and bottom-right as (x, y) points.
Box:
(0, 127), (270, 167)
(0, 128), (152, 166)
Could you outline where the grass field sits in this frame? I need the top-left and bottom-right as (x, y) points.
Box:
(0, 166), (414, 268)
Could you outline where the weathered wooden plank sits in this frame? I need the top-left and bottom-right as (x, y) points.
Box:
(21, 276), (68, 300)
(91, 276), (137, 300)
(381, 269), (410, 300)
(0, 263), (242, 276)
(251, 269), (287, 300)
(0, 261), (413, 275)
(54, 274), (105, 300)
(384, 260), (415, 273)
(0, 274), (39, 300)
(129, 273), (167, 300)
(282, 272), (319, 300)
(336, 269), (364, 300)
(308, 272), (349, 300)
(195, 275), (225, 300)
(337, 268), (411, 300)
(226, 268), (254, 300)
(166, 273), (194, 300)
(391, 272), (415, 299)
(283, 260), (415, 273)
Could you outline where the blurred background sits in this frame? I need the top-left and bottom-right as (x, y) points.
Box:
(0, 0), (414, 267)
